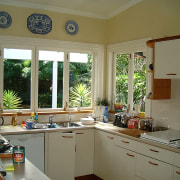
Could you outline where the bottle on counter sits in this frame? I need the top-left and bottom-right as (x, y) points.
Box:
(103, 106), (109, 123)
(12, 113), (17, 126)
(30, 112), (35, 120)
(35, 113), (39, 123)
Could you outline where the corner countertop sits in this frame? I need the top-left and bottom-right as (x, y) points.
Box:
(1, 158), (50, 180)
(0, 122), (179, 154)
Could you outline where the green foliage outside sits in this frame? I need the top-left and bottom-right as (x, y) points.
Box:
(69, 84), (91, 107)
(69, 54), (92, 107)
(3, 90), (22, 109)
(116, 54), (146, 111)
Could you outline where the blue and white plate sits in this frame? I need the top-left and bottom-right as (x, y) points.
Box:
(27, 13), (52, 34)
(0, 11), (12, 28)
(65, 20), (79, 35)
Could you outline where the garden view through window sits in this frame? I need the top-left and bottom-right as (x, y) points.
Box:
(69, 53), (92, 108)
(2, 48), (93, 111)
(3, 48), (32, 110)
(115, 52), (146, 112)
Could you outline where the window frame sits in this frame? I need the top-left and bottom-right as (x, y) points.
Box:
(0, 35), (104, 113)
(106, 38), (152, 117)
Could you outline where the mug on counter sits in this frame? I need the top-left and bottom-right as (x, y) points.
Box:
(26, 119), (34, 129)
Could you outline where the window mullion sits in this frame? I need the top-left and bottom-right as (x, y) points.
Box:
(128, 53), (134, 112)
(0, 48), (3, 109)
(63, 52), (69, 109)
(31, 47), (37, 112)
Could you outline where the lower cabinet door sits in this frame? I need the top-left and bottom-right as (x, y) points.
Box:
(74, 129), (94, 177)
(173, 167), (180, 180)
(136, 154), (173, 180)
(113, 145), (136, 180)
(45, 132), (75, 180)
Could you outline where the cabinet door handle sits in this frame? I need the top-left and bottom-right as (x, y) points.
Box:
(176, 171), (180, 175)
(107, 136), (114, 140)
(148, 161), (158, 166)
(126, 153), (135, 157)
(62, 136), (73, 138)
(75, 132), (84, 135)
(166, 73), (176, 75)
(149, 148), (159, 153)
(121, 140), (129, 144)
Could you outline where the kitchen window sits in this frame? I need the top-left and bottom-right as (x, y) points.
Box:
(107, 38), (152, 116)
(115, 52), (146, 112)
(0, 36), (104, 113)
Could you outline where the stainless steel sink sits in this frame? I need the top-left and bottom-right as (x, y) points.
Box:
(32, 122), (82, 129)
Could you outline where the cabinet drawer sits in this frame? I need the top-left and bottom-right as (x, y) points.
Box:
(136, 141), (174, 164)
(174, 153), (180, 167)
(114, 135), (136, 151)
(96, 130), (116, 145)
(136, 154), (173, 180)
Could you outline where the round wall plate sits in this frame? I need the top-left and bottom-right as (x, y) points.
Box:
(0, 11), (12, 28)
(27, 13), (52, 34)
(65, 20), (79, 35)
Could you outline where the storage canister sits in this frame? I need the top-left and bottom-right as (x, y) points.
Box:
(13, 146), (25, 163)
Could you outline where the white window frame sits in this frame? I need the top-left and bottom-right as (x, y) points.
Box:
(106, 38), (152, 117)
(0, 35), (104, 113)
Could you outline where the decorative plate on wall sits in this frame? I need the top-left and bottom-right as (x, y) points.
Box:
(0, 11), (12, 28)
(27, 13), (52, 34)
(65, 20), (79, 35)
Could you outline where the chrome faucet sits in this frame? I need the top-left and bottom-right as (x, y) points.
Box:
(68, 112), (72, 125)
(49, 115), (53, 125)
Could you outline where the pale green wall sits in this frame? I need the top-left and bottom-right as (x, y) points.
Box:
(107, 0), (180, 44)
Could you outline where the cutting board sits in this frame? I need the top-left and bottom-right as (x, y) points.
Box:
(118, 128), (148, 138)
(0, 153), (12, 158)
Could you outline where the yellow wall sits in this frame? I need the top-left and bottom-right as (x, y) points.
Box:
(0, 0), (180, 44)
(107, 0), (180, 44)
(0, 5), (107, 44)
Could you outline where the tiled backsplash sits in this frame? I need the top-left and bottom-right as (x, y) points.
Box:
(152, 79), (180, 131)
(2, 113), (90, 126)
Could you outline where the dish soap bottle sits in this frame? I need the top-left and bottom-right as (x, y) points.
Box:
(103, 106), (109, 123)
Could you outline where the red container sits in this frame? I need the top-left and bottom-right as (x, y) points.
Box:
(128, 119), (138, 129)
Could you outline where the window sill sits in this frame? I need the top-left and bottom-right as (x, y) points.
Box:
(0, 110), (93, 116)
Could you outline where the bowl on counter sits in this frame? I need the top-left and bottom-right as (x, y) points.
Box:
(80, 118), (94, 125)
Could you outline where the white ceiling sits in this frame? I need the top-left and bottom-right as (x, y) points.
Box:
(0, 0), (142, 19)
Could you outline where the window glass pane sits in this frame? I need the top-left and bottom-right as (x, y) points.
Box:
(3, 48), (32, 110)
(4, 48), (32, 60)
(69, 53), (92, 108)
(38, 50), (64, 109)
(134, 52), (146, 112)
(115, 54), (129, 108)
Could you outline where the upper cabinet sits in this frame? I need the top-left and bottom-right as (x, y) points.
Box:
(154, 38), (180, 79)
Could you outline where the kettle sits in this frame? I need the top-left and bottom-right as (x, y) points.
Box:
(0, 117), (4, 126)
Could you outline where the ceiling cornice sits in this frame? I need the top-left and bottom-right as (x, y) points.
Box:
(0, 0), (142, 20)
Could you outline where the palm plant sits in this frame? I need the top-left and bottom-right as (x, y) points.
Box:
(69, 84), (91, 107)
(3, 90), (22, 109)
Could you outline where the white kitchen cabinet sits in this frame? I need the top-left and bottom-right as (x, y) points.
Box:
(74, 129), (94, 177)
(4, 133), (44, 172)
(136, 154), (173, 180)
(45, 131), (75, 180)
(94, 130), (116, 180)
(154, 38), (180, 79)
(113, 145), (136, 180)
